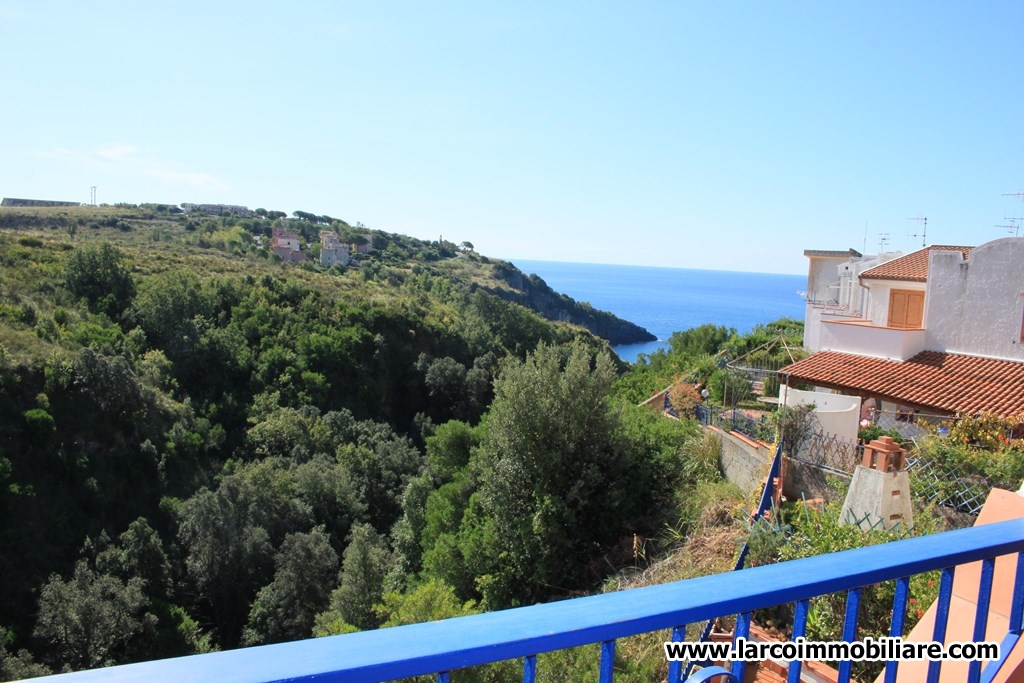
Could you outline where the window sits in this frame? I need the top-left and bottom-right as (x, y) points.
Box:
(887, 289), (925, 329)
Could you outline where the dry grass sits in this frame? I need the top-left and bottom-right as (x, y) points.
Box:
(603, 489), (746, 681)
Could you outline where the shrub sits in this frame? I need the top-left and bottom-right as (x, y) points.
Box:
(668, 382), (700, 416)
(23, 408), (56, 442)
(948, 413), (1024, 450)
(857, 424), (905, 444)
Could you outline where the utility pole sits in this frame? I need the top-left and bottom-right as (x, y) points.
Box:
(906, 216), (927, 248)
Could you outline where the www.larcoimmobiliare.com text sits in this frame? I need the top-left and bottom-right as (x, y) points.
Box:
(664, 636), (999, 663)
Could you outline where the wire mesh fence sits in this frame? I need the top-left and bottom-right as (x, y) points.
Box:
(904, 452), (997, 517)
(695, 402), (1008, 518)
(788, 428), (998, 517)
(790, 430), (862, 475)
(869, 410), (943, 442)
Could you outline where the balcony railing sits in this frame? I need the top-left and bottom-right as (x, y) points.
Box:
(819, 319), (927, 361)
(30, 517), (1024, 683)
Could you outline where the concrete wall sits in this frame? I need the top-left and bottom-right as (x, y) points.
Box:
(926, 238), (1024, 361)
(706, 423), (853, 505)
(783, 457), (849, 502)
(711, 424), (850, 503)
(715, 428), (772, 494)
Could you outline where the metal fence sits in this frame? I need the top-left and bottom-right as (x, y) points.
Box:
(696, 402), (1007, 518)
(787, 427), (998, 518)
(790, 430), (863, 475)
(694, 403), (769, 442)
(870, 410), (944, 442)
(905, 452), (998, 517)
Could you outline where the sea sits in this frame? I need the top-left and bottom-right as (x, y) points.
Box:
(511, 260), (807, 363)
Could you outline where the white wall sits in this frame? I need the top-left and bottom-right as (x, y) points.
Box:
(925, 238), (1024, 361)
(818, 320), (927, 361)
(802, 252), (897, 352)
(780, 387), (860, 443)
(803, 255), (848, 349)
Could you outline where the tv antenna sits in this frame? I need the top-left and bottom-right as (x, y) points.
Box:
(878, 233), (891, 252)
(906, 216), (927, 247)
(996, 217), (1020, 236)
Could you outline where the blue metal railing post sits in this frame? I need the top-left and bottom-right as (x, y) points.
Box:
(970, 558), (996, 683)
(522, 655), (536, 683)
(599, 640), (615, 683)
(1011, 552), (1024, 635)
(730, 612), (752, 681)
(787, 599), (809, 683)
(667, 625), (687, 683)
(927, 567), (956, 683)
(884, 576), (911, 683)
(837, 588), (861, 683)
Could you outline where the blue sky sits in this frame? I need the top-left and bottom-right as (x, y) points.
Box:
(3, 2), (1023, 274)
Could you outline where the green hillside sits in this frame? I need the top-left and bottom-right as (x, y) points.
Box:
(0, 204), (701, 678)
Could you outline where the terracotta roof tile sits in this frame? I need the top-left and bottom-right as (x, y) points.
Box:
(860, 246), (973, 282)
(781, 350), (1024, 418)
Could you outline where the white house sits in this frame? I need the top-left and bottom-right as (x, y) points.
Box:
(783, 238), (1024, 419)
(320, 231), (350, 267)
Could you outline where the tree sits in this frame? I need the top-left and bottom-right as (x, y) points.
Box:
(133, 271), (212, 358)
(426, 420), (479, 482)
(321, 523), (390, 631)
(74, 349), (144, 423)
(63, 244), (135, 317)
(96, 518), (172, 600)
(423, 356), (469, 420)
(463, 342), (641, 608)
(242, 527), (338, 645)
(34, 561), (156, 671)
(334, 421), (424, 532)
(176, 465), (312, 647)
(667, 323), (734, 359)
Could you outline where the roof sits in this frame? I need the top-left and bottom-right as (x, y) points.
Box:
(803, 248), (862, 258)
(781, 350), (1024, 417)
(860, 245), (973, 282)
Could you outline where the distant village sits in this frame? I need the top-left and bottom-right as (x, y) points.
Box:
(1, 197), (371, 268)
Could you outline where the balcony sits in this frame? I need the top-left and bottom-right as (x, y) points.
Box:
(28, 517), (1024, 683)
(819, 319), (928, 361)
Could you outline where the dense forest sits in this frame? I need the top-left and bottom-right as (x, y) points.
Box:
(0, 205), (716, 679)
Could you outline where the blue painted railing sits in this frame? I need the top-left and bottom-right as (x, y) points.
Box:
(30, 517), (1024, 683)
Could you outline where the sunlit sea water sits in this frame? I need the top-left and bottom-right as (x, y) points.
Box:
(511, 260), (806, 363)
